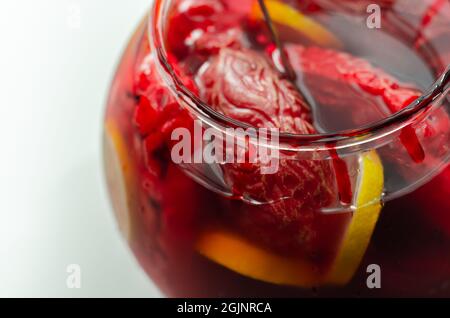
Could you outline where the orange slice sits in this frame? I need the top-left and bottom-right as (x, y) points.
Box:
(104, 121), (136, 240)
(250, 0), (342, 48)
(196, 151), (384, 286)
(196, 225), (323, 287)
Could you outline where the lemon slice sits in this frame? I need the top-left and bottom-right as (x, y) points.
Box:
(196, 151), (384, 286)
(251, 0), (342, 48)
(327, 150), (384, 284)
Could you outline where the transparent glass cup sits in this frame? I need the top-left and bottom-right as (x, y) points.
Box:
(104, 0), (450, 297)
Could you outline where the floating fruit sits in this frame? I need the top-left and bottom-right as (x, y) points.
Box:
(197, 150), (384, 286)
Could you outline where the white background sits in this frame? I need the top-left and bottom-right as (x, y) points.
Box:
(0, 0), (161, 297)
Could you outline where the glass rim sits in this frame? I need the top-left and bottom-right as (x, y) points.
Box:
(148, 0), (450, 151)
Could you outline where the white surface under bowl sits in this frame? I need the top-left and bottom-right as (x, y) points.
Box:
(0, 0), (160, 297)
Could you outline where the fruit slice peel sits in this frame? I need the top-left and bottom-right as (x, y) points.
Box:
(327, 151), (384, 284)
(196, 225), (322, 287)
(196, 151), (384, 287)
(104, 121), (136, 240)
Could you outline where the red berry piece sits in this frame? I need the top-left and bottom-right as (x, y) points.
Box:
(197, 48), (314, 133)
(286, 45), (449, 175)
(134, 96), (159, 137)
(166, 0), (226, 58)
(196, 48), (340, 262)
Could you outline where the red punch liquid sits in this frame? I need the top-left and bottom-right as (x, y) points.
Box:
(104, 0), (450, 297)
